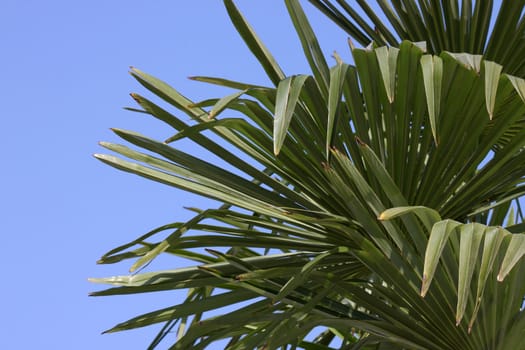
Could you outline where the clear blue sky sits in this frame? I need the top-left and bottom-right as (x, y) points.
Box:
(1, 1), (351, 349)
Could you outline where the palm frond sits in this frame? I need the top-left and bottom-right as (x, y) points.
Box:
(308, 0), (525, 76)
(92, 1), (525, 348)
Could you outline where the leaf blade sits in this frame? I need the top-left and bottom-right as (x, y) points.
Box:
(273, 75), (309, 155)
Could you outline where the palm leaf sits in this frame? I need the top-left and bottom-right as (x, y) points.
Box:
(92, 1), (525, 348)
(308, 0), (525, 76)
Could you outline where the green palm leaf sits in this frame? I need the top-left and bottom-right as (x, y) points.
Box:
(92, 1), (525, 348)
(309, 0), (525, 76)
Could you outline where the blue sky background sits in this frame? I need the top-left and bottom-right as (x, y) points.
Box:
(1, 1), (353, 349)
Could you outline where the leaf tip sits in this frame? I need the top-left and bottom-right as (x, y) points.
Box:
(130, 92), (140, 101)
(205, 248), (222, 256)
(164, 133), (179, 144)
(332, 51), (343, 65)
(347, 37), (355, 51)
(129, 263), (140, 273)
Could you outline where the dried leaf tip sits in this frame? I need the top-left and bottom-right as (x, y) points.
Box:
(347, 37), (355, 51)
(332, 51), (343, 65)
(355, 136), (366, 146)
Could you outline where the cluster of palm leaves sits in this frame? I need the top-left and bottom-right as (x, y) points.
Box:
(91, 1), (525, 349)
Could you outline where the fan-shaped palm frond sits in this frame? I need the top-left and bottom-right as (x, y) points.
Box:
(308, 0), (525, 77)
(92, 0), (525, 349)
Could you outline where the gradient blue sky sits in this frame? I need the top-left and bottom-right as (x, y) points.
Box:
(2, 1), (352, 349)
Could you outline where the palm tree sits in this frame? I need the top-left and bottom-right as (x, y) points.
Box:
(91, 1), (525, 348)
